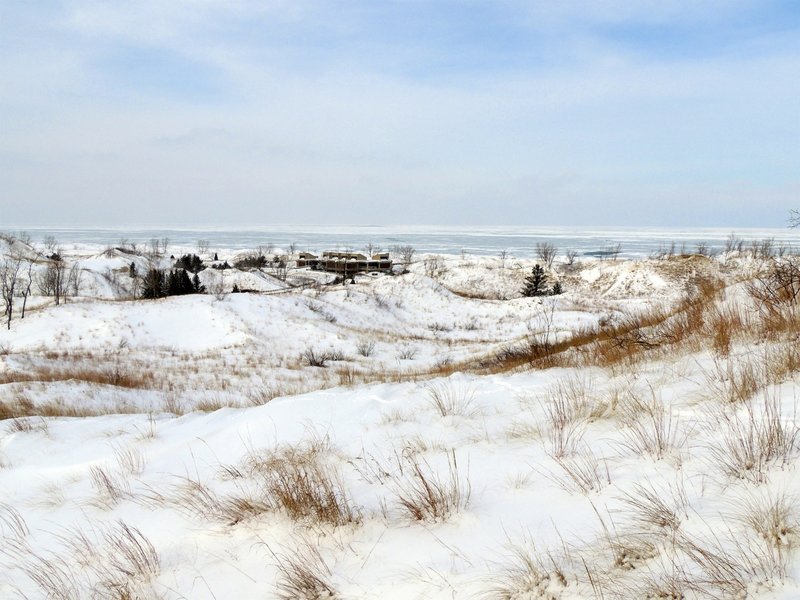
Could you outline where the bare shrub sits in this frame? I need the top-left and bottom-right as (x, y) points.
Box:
(564, 249), (578, 267)
(423, 255), (447, 279)
(302, 348), (331, 368)
(356, 339), (375, 357)
(327, 348), (346, 362)
(749, 238), (776, 260)
(747, 257), (800, 308)
(395, 451), (470, 522)
(371, 292), (389, 309)
(425, 381), (477, 418)
(397, 345), (417, 360)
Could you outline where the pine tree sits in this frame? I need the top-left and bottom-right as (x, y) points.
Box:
(174, 254), (205, 273)
(522, 264), (548, 297)
(232, 283), (241, 293)
(142, 268), (166, 299)
(129, 262), (136, 278)
(192, 273), (206, 294)
(551, 281), (563, 295)
(167, 269), (194, 295)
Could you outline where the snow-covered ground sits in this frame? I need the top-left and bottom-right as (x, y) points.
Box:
(1, 236), (798, 598)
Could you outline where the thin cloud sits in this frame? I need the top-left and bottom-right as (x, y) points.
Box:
(0, 1), (798, 226)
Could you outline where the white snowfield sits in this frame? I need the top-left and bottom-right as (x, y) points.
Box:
(0, 238), (798, 599)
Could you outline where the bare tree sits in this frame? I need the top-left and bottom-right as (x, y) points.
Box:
(19, 258), (34, 318)
(565, 249), (578, 267)
(535, 242), (557, 269)
(1, 256), (23, 330)
(390, 245), (416, 272)
(42, 235), (58, 253)
(149, 238), (161, 258)
(288, 242), (298, 255)
(498, 249), (508, 269)
(724, 233), (744, 254)
(38, 252), (68, 305)
(607, 243), (622, 261)
(271, 255), (289, 281)
(67, 263), (83, 298)
(790, 209), (799, 229)
(208, 272), (226, 300)
(197, 239), (211, 255)
(160, 237), (169, 256)
(364, 242), (382, 257)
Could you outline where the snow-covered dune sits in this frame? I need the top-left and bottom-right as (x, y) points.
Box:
(1, 240), (799, 598)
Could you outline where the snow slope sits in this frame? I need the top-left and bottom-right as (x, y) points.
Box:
(1, 241), (799, 598)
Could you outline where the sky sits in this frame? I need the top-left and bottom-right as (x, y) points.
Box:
(1, 0), (799, 227)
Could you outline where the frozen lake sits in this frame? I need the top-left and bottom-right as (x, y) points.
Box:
(4, 225), (800, 258)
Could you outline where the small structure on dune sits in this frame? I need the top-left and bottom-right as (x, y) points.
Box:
(297, 251), (392, 274)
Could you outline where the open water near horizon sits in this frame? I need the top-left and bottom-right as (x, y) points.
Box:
(4, 225), (800, 259)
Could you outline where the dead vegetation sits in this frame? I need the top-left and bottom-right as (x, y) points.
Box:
(394, 450), (470, 522)
(2, 251), (800, 597)
(705, 393), (800, 484)
(268, 540), (339, 600)
(425, 380), (477, 418)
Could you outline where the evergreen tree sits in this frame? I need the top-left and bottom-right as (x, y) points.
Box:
(167, 269), (194, 295)
(522, 264), (548, 297)
(192, 273), (206, 294)
(174, 254), (205, 273)
(232, 283), (241, 293)
(129, 262), (136, 278)
(551, 281), (563, 295)
(142, 268), (166, 299)
(214, 252), (219, 261)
